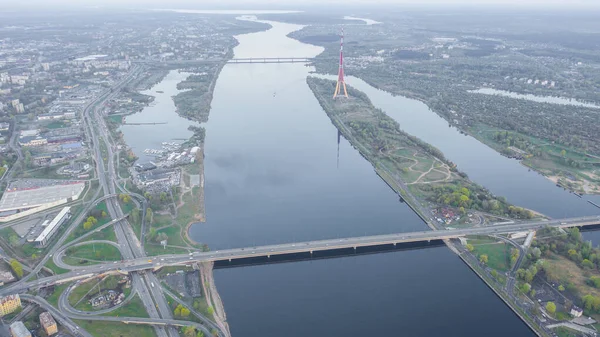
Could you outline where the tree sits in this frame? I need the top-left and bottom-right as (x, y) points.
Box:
(183, 326), (196, 337)
(101, 211), (108, 218)
(180, 307), (191, 317)
(558, 284), (565, 292)
(87, 216), (97, 225)
(560, 149), (567, 157)
(197, 331), (205, 337)
(148, 228), (157, 241)
(490, 270), (498, 278)
(9, 259), (23, 278)
(207, 306), (215, 316)
(479, 254), (488, 265)
(546, 301), (556, 315)
(8, 235), (19, 247)
(156, 232), (168, 243)
(530, 289), (536, 298)
(174, 304), (182, 317)
(131, 208), (140, 224)
(146, 207), (154, 224)
(465, 244), (474, 252)
(83, 221), (93, 230)
(532, 247), (542, 259)
(520, 283), (531, 293)
(31, 253), (37, 259)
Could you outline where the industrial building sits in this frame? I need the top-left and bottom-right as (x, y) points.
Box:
(9, 321), (31, 337)
(39, 311), (58, 335)
(0, 294), (21, 316)
(34, 207), (71, 246)
(0, 181), (84, 222)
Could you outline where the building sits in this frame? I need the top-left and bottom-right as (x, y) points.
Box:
(34, 207), (71, 246)
(39, 311), (58, 335)
(9, 321), (31, 337)
(0, 269), (16, 286)
(571, 305), (584, 317)
(18, 136), (47, 147)
(0, 181), (85, 222)
(0, 122), (9, 131)
(0, 294), (21, 316)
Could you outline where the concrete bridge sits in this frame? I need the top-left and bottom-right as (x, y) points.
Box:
(5, 214), (600, 297)
(133, 57), (317, 66)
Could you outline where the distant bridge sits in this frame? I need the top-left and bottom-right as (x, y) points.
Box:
(122, 122), (168, 125)
(134, 57), (317, 66)
(227, 57), (313, 64)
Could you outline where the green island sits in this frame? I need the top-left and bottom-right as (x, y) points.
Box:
(307, 77), (536, 225)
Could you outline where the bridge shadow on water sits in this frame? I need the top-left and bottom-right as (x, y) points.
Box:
(214, 240), (445, 269)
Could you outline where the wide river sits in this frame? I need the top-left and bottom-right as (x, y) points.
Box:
(192, 19), (536, 337)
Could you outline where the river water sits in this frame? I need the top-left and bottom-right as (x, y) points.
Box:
(190, 19), (536, 337)
(120, 70), (198, 162)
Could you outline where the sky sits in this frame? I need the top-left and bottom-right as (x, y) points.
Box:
(4, 0), (600, 6)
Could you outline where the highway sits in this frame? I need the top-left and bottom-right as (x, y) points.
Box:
(85, 66), (178, 337)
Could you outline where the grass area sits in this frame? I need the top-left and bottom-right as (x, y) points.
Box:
(46, 283), (69, 307)
(107, 115), (123, 124)
(467, 237), (511, 272)
(146, 243), (189, 256)
(16, 166), (67, 180)
(156, 265), (193, 278)
(44, 259), (70, 275)
(70, 275), (128, 312)
(65, 202), (112, 244)
(64, 242), (122, 265)
(102, 294), (149, 318)
(555, 326), (580, 337)
(544, 253), (600, 298)
(69, 278), (102, 308)
(85, 226), (118, 242)
(73, 319), (157, 337)
(471, 124), (600, 194)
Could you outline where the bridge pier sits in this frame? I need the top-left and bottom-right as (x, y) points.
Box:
(393, 242), (396, 246)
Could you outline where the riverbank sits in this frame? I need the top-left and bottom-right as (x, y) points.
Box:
(307, 77), (539, 225)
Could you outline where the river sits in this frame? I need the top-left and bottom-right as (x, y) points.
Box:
(193, 18), (536, 337)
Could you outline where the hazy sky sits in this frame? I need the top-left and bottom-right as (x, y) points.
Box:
(2, 0), (600, 11)
(4, 0), (600, 6)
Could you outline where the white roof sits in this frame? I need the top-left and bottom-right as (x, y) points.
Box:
(35, 207), (70, 242)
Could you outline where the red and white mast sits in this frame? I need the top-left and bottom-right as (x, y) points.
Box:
(333, 28), (348, 99)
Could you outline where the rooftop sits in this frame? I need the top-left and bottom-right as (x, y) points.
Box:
(0, 182), (85, 212)
(39, 311), (57, 327)
(9, 321), (29, 337)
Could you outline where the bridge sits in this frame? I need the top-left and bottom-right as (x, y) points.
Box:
(133, 57), (317, 66)
(227, 57), (313, 64)
(4, 214), (600, 297)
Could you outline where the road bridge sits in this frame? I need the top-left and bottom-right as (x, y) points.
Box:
(133, 57), (319, 66)
(4, 214), (600, 296)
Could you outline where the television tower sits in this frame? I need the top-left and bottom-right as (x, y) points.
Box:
(333, 28), (348, 99)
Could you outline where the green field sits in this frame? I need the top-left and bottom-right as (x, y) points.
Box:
(46, 284), (69, 307)
(64, 242), (122, 265)
(65, 202), (112, 244)
(102, 294), (149, 318)
(73, 319), (157, 337)
(468, 237), (511, 272)
(44, 259), (70, 275)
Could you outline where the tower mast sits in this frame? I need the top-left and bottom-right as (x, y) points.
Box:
(333, 28), (348, 99)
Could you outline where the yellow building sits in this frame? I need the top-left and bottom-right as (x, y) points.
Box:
(39, 311), (58, 335)
(0, 294), (21, 316)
